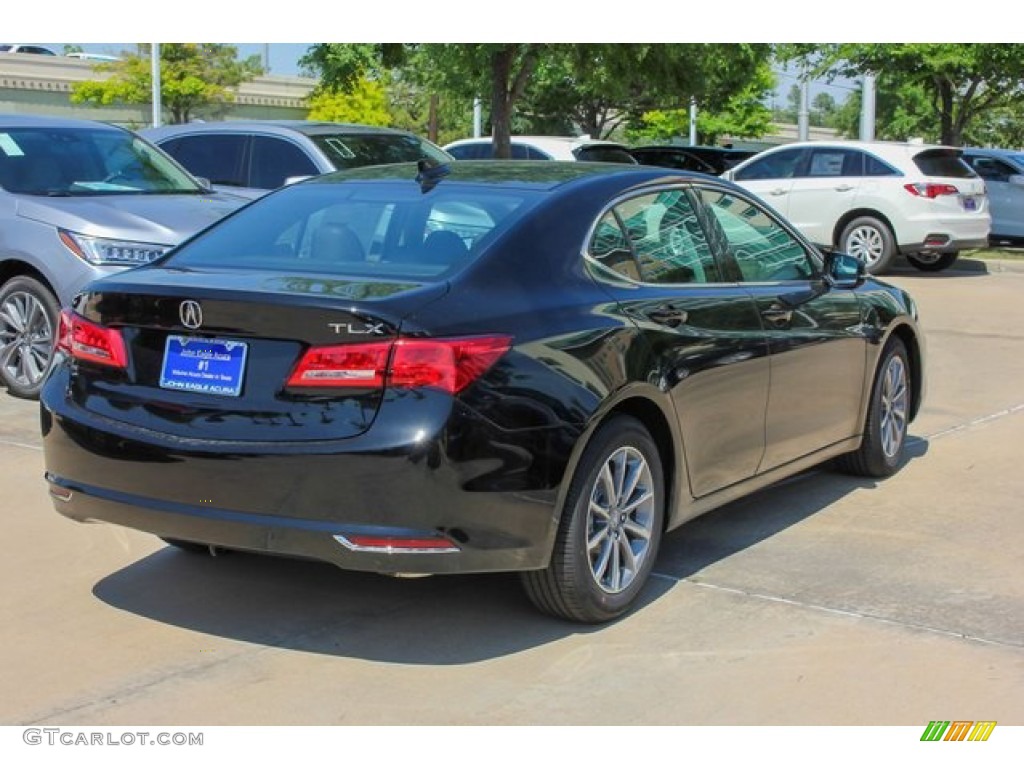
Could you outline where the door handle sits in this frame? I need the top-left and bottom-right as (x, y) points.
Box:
(760, 306), (793, 327)
(769, 188), (787, 196)
(646, 306), (689, 328)
(834, 184), (854, 192)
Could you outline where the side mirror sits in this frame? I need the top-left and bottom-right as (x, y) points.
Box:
(823, 249), (866, 289)
(1008, 174), (1024, 187)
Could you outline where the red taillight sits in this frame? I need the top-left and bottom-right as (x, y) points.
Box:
(904, 182), (959, 199)
(59, 310), (127, 369)
(285, 341), (391, 388)
(337, 534), (460, 553)
(286, 335), (512, 394)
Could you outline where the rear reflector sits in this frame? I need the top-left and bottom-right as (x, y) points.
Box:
(287, 335), (511, 394)
(58, 310), (128, 369)
(904, 182), (959, 199)
(334, 533), (460, 554)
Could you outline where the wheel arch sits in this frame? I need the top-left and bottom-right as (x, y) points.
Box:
(885, 323), (924, 422)
(562, 392), (683, 535)
(832, 208), (898, 249)
(0, 259), (59, 301)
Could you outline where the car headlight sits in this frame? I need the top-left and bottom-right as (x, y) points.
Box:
(58, 229), (171, 267)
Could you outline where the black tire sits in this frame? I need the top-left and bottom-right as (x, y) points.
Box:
(906, 251), (958, 272)
(0, 276), (61, 400)
(521, 415), (665, 623)
(835, 338), (911, 478)
(160, 537), (216, 555)
(839, 216), (896, 275)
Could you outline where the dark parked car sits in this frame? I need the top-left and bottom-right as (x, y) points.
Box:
(962, 148), (1024, 246)
(142, 120), (452, 199)
(41, 161), (923, 623)
(632, 145), (758, 175)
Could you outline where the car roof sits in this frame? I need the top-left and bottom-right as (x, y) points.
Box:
(320, 158), (705, 193)
(142, 120), (419, 140)
(0, 113), (124, 131)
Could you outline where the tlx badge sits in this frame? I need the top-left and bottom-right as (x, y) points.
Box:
(328, 322), (386, 335)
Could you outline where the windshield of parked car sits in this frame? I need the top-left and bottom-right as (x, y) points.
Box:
(0, 126), (203, 196)
(309, 132), (450, 171)
(165, 179), (542, 280)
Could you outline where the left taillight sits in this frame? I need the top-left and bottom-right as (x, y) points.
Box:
(904, 182), (960, 199)
(57, 309), (128, 369)
(287, 335), (512, 394)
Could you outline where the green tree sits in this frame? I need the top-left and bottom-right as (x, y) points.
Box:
(306, 77), (390, 125)
(302, 44), (772, 157)
(787, 44), (1024, 145)
(626, 59), (775, 145)
(812, 92), (837, 127)
(71, 44), (263, 124)
(830, 77), (934, 141)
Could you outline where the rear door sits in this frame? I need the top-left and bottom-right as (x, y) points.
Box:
(784, 146), (866, 245)
(588, 185), (770, 498)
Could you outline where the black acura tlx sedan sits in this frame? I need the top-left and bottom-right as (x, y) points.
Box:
(40, 161), (924, 623)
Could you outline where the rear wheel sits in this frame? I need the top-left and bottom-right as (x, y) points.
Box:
(840, 216), (895, 274)
(906, 251), (958, 272)
(835, 338), (910, 477)
(0, 276), (60, 399)
(522, 416), (664, 623)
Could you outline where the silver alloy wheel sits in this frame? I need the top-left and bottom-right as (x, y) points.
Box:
(0, 289), (55, 389)
(586, 446), (656, 594)
(880, 354), (909, 458)
(845, 225), (885, 266)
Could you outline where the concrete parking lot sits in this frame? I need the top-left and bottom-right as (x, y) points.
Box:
(1, 257), (1022, 726)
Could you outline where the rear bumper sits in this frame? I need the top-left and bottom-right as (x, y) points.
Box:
(41, 368), (577, 575)
(898, 236), (989, 255)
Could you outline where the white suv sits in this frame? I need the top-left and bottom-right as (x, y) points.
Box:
(724, 140), (990, 273)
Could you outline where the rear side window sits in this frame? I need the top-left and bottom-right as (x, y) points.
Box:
(913, 149), (976, 178)
(167, 181), (541, 281)
(865, 153), (900, 176)
(447, 143), (488, 160)
(250, 136), (318, 189)
(575, 145), (637, 164)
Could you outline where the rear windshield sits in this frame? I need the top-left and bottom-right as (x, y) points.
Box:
(166, 180), (541, 280)
(575, 145), (637, 164)
(913, 149), (976, 179)
(309, 133), (450, 171)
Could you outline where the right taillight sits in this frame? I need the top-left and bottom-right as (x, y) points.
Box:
(58, 309), (128, 369)
(286, 335), (512, 394)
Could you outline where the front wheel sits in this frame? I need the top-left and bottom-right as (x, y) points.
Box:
(522, 416), (665, 623)
(835, 338), (911, 477)
(0, 276), (60, 399)
(906, 251), (958, 272)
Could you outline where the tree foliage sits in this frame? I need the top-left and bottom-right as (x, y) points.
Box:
(786, 43), (1024, 145)
(301, 43), (773, 156)
(71, 44), (263, 124)
(627, 59), (775, 145)
(306, 77), (390, 126)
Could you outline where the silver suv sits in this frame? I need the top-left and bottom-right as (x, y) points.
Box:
(0, 115), (246, 398)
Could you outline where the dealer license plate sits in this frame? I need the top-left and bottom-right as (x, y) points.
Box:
(159, 336), (248, 397)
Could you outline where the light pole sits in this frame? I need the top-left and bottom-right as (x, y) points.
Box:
(150, 43), (161, 128)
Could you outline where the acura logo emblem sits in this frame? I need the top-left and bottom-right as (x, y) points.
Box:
(179, 300), (203, 330)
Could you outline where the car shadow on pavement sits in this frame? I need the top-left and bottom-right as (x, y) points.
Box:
(90, 440), (927, 665)
(654, 437), (930, 580)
